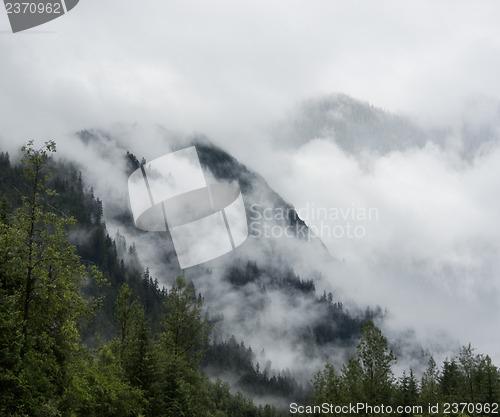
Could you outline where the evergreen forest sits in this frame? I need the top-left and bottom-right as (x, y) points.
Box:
(0, 141), (498, 416)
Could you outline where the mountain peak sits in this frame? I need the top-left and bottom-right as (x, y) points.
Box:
(274, 93), (427, 154)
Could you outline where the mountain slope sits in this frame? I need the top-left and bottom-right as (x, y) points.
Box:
(273, 93), (428, 153)
(273, 93), (500, 159)
(72, 130), (378, 389)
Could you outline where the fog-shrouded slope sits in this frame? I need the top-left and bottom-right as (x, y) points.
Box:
(273, 93), (500, 160)
(70, 129), (381, 394)
(273, 93), (428, 153)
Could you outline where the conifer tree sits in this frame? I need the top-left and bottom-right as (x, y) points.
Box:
(153, 276), (211, 417)
(357, 319), (396, 405)
(420, 356), (440, 407)
(312, 362), (342, 406)
(114, 283), (156, 391)
(397, 369), (419, 416)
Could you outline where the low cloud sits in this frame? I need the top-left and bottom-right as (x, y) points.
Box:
(267, 134), (500, 366)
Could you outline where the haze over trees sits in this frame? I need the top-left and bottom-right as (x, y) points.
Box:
(1, 141), (499, 416)
(0, 142), (288, 416)
(311, 322), (500, 416)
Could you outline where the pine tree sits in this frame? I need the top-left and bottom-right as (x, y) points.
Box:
(161, 276), (209, 365)
(114, 283), (156, 392)
(357, 320), (396, 406)
(476, 355), (500, 404)
(312, 363), (343, 406)
(397, 369), (419, 416)
(341, 357), (364, 404)
(0, 195), (10, 224)
(439, 359), (461, 403)
(420, 356), (440, 407)
(152, 276), (211, 416)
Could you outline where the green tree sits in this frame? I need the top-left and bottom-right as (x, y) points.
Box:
(209, 378), (232, 415)
(420, 356), (440, 408)
(65, 345), (145, 417)
(439, 359), (461, 403)
(476, 355), (500, 405)
(341, 357), (364, 404)
(0, 191), (22, 415)
(396, 369), (419, 417)
(0, 141), (96, 415)
(161, 276), (209, 364)
(312, 363), (343, 411)
(0, 194), (10, 224)
(152, 276), (211, 416)
(113, 283), (156, 393)
(458, 344), (478, 402)
(357, 320), (396, 406)
(0, 281), (23, 414)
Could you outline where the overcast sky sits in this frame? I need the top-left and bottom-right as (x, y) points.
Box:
(1, 1), (500, 366)
(2, 0), (500, 155)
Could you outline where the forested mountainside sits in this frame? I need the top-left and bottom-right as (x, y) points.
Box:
(1, 140), (499, 416)
(0, 143), (295, 416)
(0, 140), (372, 416)
(78, 129), (376, 379)
(274, 94), (428, 153)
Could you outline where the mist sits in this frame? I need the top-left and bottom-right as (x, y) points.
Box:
(263, 109), (500, 368)
(1, 0), (500, 394)
(28, 113), (499, 385)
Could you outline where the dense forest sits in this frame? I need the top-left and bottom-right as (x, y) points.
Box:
(0, 142), (289, 416)
(309, 321), (500, 416)
(1, 141), (499, 416)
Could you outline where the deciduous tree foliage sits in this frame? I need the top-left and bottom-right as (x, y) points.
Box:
(0, 141), (97, 415)
(0, 141), (286, 416)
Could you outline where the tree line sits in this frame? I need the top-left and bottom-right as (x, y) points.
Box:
(0, 142), (287, 416)
(311, 320), (500, 416)
(1, 141), (498, 416)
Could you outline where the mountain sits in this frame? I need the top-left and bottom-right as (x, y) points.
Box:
(3, 94), (500, 414)
(0, 132), (378, 408)
(273, 93), (500, 160)
(74, 130), (378, 398)
(273, 93), (428, 154)
(4, 132), (499, 415)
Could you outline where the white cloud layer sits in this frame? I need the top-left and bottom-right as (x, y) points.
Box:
(270, 138), (500, 364)
(2, 1), (500, 153)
